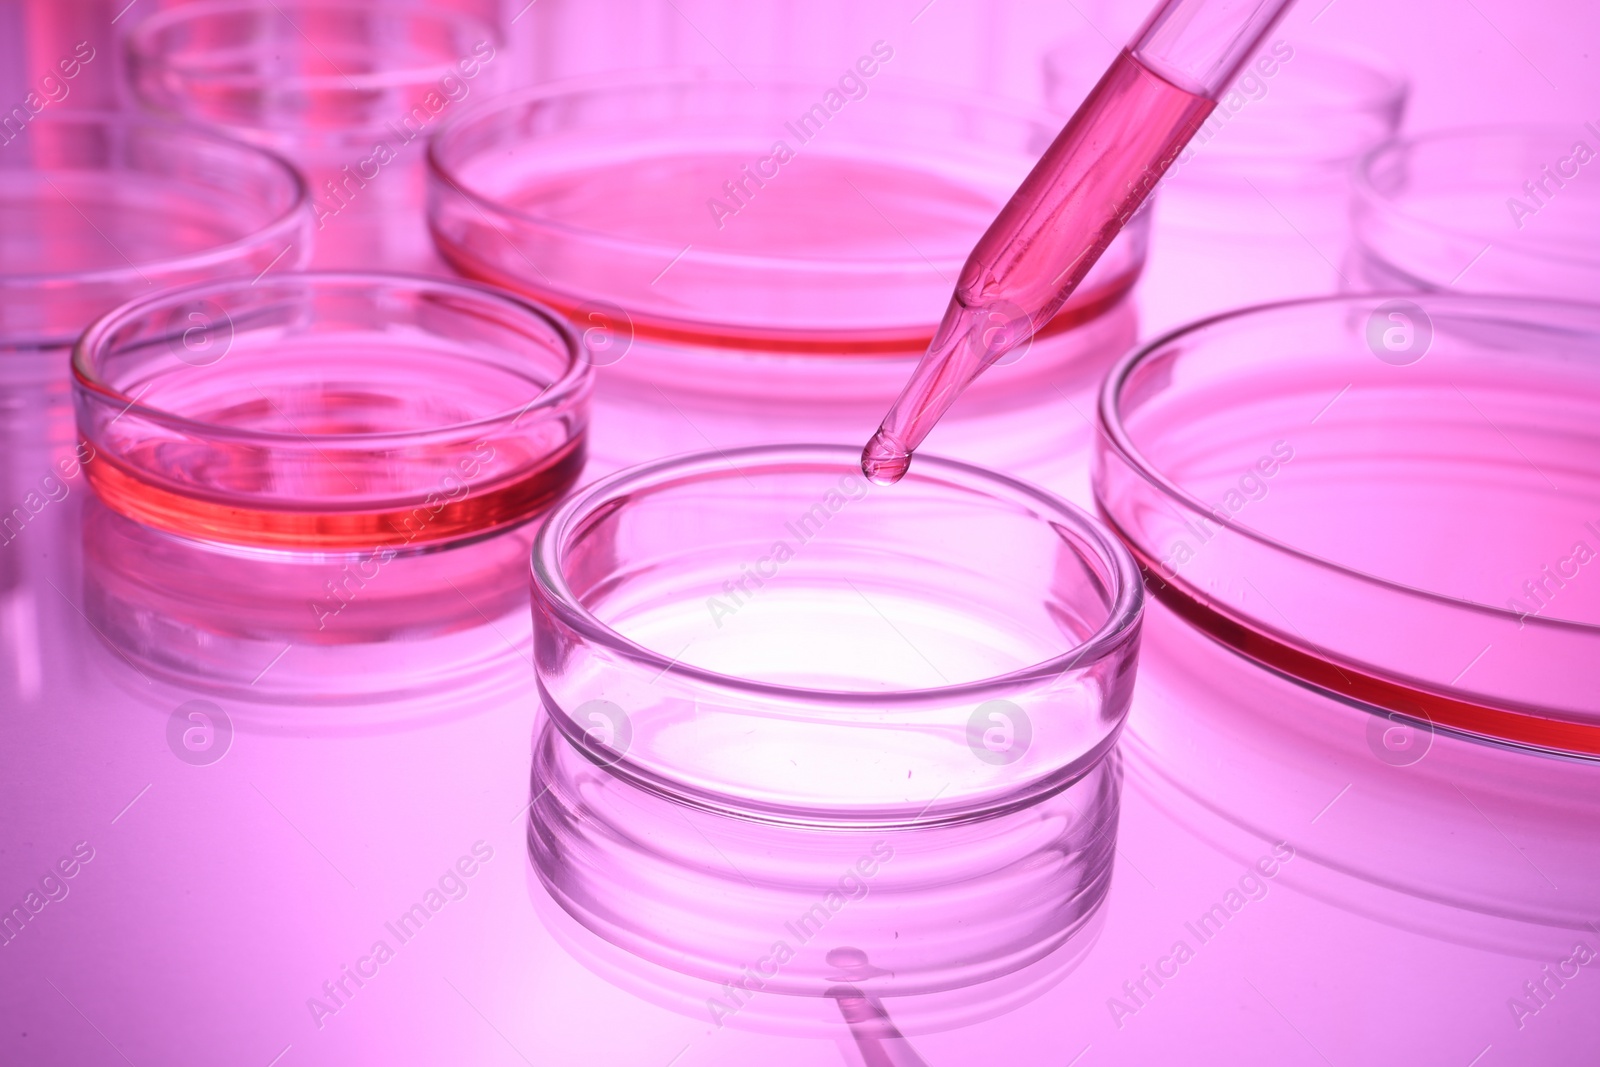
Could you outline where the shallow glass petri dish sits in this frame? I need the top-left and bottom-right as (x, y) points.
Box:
(429, 71), (1143, 353)
(531, 444), (1142, 824)
(1094, 293), (1600, 756)
(127, 1), (501, 271)
(73, 272), (590, 551)
(1353, 127), (1600, 300)
(428, 71), (1146, 491)
(527, 444), (1140, 995)
(0, 112), (309, 353)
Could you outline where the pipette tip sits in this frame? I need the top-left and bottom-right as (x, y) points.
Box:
(861, 430), (912, 485)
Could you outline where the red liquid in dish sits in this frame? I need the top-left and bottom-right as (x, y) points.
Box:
(86, 434), (585, 550)
(433, 128), (1146, 354)
(83, 338), (585, 550)
(864, 50), (1214, 483)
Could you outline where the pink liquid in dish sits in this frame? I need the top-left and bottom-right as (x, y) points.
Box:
(864, 49), (1214, 484)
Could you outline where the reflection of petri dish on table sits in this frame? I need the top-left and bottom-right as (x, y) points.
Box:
(82, 497), (540, 711)
(1353, 127), (1600, 299)
(527, 444), (1141, 998)
(1095, 293), (1600, 756)
(73, 272), (590, 551)
(0, 113), (309, 352)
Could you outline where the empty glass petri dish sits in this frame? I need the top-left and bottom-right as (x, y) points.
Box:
(1353, 127), (1600, 300)
(527, 444), (1141, 994)
(126, 1), (502, 271)
(428, 72), (1148, 495)
(0, 112), (309, 354)
(73, 272), (590, 551)
(1095, 293), (1600, 756)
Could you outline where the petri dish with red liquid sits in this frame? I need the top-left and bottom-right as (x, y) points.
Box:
(427, 72), (1149, 494)
(73, 272), (590, 552)
(527, 444), (1141, 996)
(1095, 292), (1600, 757)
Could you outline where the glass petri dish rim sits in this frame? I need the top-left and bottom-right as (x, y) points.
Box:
(125, 0), (499, 99)
(531, 442), (1145, 710)
(72, 270), (590, 448)
(428, 67), (1085, 276)
(1095, 290), (1600, 641)
(1353, 124), (1600, 262)
(0, 111), (309, 291)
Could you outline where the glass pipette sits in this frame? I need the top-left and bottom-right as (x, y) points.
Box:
(862, 0), (1299, 484)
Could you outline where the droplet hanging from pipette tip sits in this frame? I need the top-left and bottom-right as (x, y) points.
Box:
(861, 430), (912, 485)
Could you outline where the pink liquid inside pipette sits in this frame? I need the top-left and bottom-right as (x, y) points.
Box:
(862, 49), (1215, 484)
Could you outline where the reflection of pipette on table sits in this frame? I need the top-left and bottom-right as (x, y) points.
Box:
(825, 947), (930, 1067)
(862, 0), (1299, 484)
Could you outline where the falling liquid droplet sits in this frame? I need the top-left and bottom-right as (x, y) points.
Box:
(861, 430), (911, 486)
